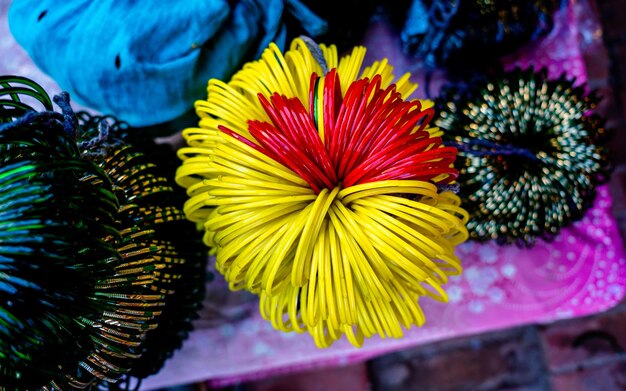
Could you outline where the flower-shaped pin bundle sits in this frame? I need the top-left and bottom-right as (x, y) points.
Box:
(0, 77), (164, 389)
(0, 77), (207, 389)
(434, 67), (611, 246)
(176, 38), (469, 348)
(76, 112), (208, 381)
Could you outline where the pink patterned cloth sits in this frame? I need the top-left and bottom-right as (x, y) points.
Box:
(141, 1), (626, 389)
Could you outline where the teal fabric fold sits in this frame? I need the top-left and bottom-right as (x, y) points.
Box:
(9, 0), (327, 127)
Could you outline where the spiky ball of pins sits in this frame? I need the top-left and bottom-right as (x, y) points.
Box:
(0, 76), (165, 389)
(176, 38), (469, 348)
(76, 112), (208, 385)
(434, 67), (611, 246)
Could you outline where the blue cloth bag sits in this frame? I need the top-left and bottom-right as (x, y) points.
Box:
(9, 0), (327, 127)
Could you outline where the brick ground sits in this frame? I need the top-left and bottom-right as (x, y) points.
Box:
(240, 364), (371, 391)
(369, 327), (551, 391)
(540, 303), (626, 391)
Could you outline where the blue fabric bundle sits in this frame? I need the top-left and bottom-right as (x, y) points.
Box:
(9, 0), (327, 127)
(400, 0), (561, 70)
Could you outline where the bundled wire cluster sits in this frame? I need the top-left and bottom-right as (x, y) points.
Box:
(77, 112), (208, 382)
(434, 67), (611, 246)
(176, 38), (469, 348)
(401, 0), (560, 70)
(0, 76), (162, 389)
(0, 78), (117, 389)
(0, 77), (207, 390)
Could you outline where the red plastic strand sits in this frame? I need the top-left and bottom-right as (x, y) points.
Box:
(218, 125), (264, 151)
(248, 120), (325, 192)
(218, 68), (458, 194)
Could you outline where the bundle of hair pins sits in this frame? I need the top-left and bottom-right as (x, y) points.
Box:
(0, 76), (207, 390)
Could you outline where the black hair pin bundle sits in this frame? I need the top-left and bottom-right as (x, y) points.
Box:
(76, 112), (209, 384)
(434, 66), (611, 246)
(0, 76), (165, 389)
(0, 76), (207, 390)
